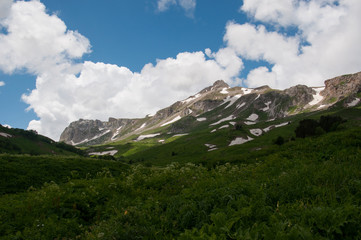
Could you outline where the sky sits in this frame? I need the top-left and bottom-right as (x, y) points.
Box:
(0, 0), (360, 140)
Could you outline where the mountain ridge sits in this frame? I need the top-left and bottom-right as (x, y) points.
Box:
(60, 71), (361, 146)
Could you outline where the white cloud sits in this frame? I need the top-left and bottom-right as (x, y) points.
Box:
(0, 0), (12, 19)
(157, 0), (176, 11)
(3, 0), (360, 141)
(224, 23), (299, 64)
(224, 0), (361, 89)
(245, 67), (276, 88)
(0, 81), (4, 87)
(0, 0), (91, 75)
(1, 0), (240, 140)
(0, 0), (242, 140)
(22, 51), (242, 140)
(157, 0), (196, 16)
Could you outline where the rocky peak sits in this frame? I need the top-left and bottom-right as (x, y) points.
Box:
(322, 71), (361, 101)
(284, 85), (314, 106)
(200, 80), (229, 94)
(212, 80), (229, 89)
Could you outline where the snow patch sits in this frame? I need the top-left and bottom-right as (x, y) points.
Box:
(275, 122), (289, 128)
(173, 133), (189, 137)
(137, 133), (161, 141)
(250, 129), (262, 136)
(229, 136), (254, 146)
(242, 88), (253, 95)
(0, 132), (12, 138)
(223, 94), (242, 108)
(244, 121), (256, 125)
(219, 125), (229, 129)
(237, 102), (246, 109)
(137, 123), (146, 130)
(229, 122), (236, 126)
(211, 129), (217, 133)
(89, 150), (118, 156)
(220, 88), (229, 94)
(246, 113), (259, 121)
(111, 126), (123, 141)
(158, 139), (165, 143)
(210, 115), (235, 126)
(347, 98), (360, 107)
(309, 87), (325, 106)
(3, 124), (11, 129)
(197, 117), (207, 122)
(205, 144), (217, 151)
(205, 144), (217, 148)
(182, 94), (201, 104)
(262, 101), (272, 111)
(161, 116), (181, 126)
(263, 122), (290, 133)
(255, 94), (260, 100)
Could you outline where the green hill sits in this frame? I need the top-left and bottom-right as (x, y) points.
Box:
(0, 125), (84, 156)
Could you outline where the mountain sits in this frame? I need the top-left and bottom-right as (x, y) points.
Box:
(60, 71), (361, 147)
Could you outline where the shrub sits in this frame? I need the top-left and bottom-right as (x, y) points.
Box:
(319, 115), (345, 132)
(273, 136), (285, 145)
(295, 119), (319, 138)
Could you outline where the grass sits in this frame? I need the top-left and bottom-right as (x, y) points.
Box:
(0, 154), (128, 194)
(1, 104), (360, 239)
(0, 126), (360, 239)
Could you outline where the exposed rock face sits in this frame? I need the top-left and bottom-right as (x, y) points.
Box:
(199, 80), (229, 94)
(284, 85), (314, 106)
(321, 72), (361, 102)
(60, 71), (361, 146)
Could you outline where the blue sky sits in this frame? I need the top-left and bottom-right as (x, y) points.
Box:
(0, 0), (360, 140)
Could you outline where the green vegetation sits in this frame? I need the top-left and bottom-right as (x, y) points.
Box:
(0, 127), (360, 239)
(1, 104), (361, 238)
(0, 155), (128, 194)
(0, 125), (84, 156)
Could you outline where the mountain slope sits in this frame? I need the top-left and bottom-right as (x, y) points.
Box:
(60, 71), (361, 147)
(0, 125), (84, 156)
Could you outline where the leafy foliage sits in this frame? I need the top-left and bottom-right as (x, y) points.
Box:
(295, 115), (345, 138)
(1, 127), (361, 239)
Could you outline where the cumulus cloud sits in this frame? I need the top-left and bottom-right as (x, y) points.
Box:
(157, 0), (196, 16)
(22, 51), (242, 140)
(0, 0), (12, 19)
(0, 0), (241, 140)
(3, 0), (361, 141)
(0, 0), (91, 75)
(0, 81), (4, 87)
(226, 0), (361, 89)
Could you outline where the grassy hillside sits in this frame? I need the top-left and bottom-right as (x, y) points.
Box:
(85, 105), (361, 168)
(1, 124), (360, 239)
(0, 125), (84, 156)
(0, 155), (129, 195)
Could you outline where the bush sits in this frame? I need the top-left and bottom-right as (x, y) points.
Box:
(319, 115), (345, 132)
(295, 119), (319, 138)
(295, 116), (346, 138)
(273, 136), (285, 145)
